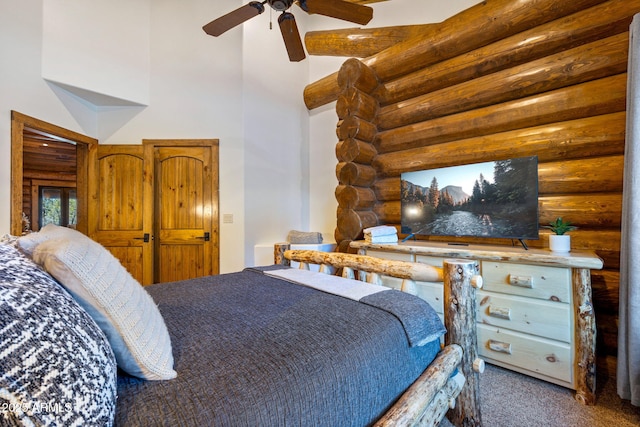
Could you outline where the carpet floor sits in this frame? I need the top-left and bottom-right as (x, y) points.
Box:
(438, 359), (640, 426)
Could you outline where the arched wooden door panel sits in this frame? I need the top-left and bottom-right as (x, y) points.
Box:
(154, 146), (215, 283)
(88, 145), (151, 284)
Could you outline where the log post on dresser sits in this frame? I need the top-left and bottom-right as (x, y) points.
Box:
(573, 267), (597, 405)
(443, 259), (483, 427)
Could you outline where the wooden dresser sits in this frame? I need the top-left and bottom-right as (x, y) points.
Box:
(350, 240), (604, 405)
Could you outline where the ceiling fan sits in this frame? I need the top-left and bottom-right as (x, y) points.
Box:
(202, 0), (374, 62)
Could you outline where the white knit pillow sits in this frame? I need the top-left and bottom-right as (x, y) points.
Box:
(31, 233), (176, 381)
(17, 223), (79, 256)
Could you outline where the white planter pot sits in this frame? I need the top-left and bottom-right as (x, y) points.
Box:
(549, 234), (571, 253)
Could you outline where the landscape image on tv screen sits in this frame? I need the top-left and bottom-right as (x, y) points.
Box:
(400, 156), (539, 240)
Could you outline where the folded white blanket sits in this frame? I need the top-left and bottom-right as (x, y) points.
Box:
(363, 225), (397, 237)
(265, 268), (389, 300)
(365, 234), (398, 244)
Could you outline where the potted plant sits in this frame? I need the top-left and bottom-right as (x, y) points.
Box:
(543, 217), (577, 253)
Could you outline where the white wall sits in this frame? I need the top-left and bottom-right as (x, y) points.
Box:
(241, 11), (310, 266)
(42, 0), (150, 107)
(0, 0), (479, 273)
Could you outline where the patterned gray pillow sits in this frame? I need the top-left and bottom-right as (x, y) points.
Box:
(0, 244), (117, 426)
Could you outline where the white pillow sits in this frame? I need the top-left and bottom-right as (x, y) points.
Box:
(17, 223), (79, 255)
(31, 231), (177, 381)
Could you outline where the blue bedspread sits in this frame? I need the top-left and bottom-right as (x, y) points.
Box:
(115, 268), (443, 427)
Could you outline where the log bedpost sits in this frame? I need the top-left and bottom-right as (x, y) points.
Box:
(443, 259), (483, 426)
(274, 242), (291, 266)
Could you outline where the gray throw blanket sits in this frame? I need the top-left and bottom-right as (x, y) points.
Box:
(287, 230), (323, 244)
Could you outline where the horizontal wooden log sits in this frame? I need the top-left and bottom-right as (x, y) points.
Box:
(336, 161), (377, 187)
(336, 87), (379, 121)
(413, 372), (465, 426)
(375, 74), (627, 154)
(335, 238), (354, 254)
(284, 249), (443, 282)
(304, 77), (342, 111)
(374, 112), (626, 176)
(373, 177), (400, 201)
(377, 33), (629, 130)
(591, 269), (620, 312)
(538, 155), (624, 194)
(305, 24), (435, 58)
(597, 312), (619, 356)
(373, 201), (399, 224)
(538, 193), (623, 228)
(336, 116), (378, 142)
(373, 193), (622, 228)
(336, 207), (378, 240)
(336, 138), (377, 163)
(541, 228), (620, 254)
(376, 0), (639, 106)
(303, 0), (608, 109)
(596, 250), (620, 271)
(378, 0), (611, 81)
(335, 184), (377, 210)
(337, 58), (379, 93)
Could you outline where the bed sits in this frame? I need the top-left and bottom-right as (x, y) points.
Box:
(0, 225), (481, 427)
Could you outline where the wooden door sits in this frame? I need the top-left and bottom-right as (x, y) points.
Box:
(148, 140), (219, 283)
(88, 145), (153, 284)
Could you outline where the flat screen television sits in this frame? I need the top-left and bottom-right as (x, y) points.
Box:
(400, 156), (539, 244)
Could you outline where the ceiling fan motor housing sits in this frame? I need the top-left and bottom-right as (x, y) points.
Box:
(268, 0), (294, 11)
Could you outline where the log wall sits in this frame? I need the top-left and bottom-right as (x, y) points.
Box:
(322, 0), (640, 357)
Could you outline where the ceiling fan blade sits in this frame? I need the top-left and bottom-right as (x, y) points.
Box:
(203, 1), (265, 37)
(300, 0), (373, 26)
(278, 12), (306, 62)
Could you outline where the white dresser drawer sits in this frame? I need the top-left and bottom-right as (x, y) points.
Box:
(481, 261), (571, 303)
(415, 255), (446, 268)
(477, 324), (572, 384)
(365, 249), (412, 262)
(476, 291), (571, 342)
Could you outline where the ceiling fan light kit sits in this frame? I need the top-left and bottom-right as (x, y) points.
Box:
(202, 0), (374, 62)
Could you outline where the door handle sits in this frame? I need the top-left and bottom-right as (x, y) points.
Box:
(197, 232), (210, 242)
(134, 233), (151, 243)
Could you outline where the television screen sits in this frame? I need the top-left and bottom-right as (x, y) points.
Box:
(400, 156), (539, 241)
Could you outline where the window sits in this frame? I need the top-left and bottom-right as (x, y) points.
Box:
(39, 186), (77, 228)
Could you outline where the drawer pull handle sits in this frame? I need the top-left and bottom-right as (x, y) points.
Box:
(488, 305), (511, 320)
(488, 339), (512, 354)
(509, 274), (533, 288)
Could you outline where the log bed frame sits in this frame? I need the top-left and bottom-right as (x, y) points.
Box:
(275, 245), (484, 426)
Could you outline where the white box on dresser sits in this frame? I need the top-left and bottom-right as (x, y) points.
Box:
(350, 240), (603, 405)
